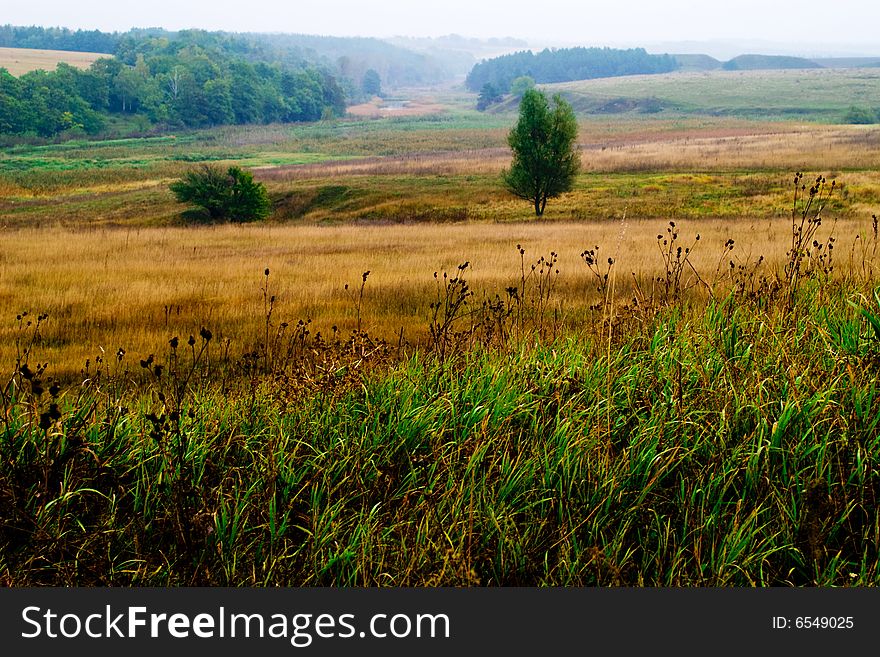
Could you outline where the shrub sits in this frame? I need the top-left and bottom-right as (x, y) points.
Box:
(169, 165), (271, 222)
(843, 106), (878, 124)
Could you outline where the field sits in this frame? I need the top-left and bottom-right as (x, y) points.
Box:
(545, 68), (880, 121)
(0, 46), (106, 76)
(3, 70), (880, 586)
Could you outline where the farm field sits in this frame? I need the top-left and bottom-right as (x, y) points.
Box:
(3, 71), (880, 586)
(0, 45), (107, 76)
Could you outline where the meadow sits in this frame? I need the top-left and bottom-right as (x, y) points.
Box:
(547, 67), (880, 121)
(3, 73), (880, 586)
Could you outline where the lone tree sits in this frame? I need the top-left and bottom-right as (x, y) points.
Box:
(476, 82), (502, 111)
(170, 165), (271, 222)
(503, 89), (580, 216)
(362, 69), (382, 97)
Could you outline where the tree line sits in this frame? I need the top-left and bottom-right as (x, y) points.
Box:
(0, 24), (456, 120)
(0, 25), (119, 53)
(0, 30), (348, 138)
(465, 46), (678, 93)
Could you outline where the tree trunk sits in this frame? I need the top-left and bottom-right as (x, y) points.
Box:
(534, 196), (547, 216)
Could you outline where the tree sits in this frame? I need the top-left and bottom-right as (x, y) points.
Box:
(476, 82), (502, 111)
(843, 106), (878, 124)
(362, 69), (382, 97)
(509, 75), (535, 97)
(170, 165), (271, 222)
(503, 89), (581, 216)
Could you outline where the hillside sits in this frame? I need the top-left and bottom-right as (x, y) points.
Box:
(672, 53), (722, 72)
(0, 31), (347, 138)
(544, 68), (880, 121)
(722, 54), (821, 70)
(465, 47), (678, 92)
(812, 57), (880, 68)
(239, 32), (456, 89)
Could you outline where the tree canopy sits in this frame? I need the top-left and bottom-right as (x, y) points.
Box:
(170, 165), (272, 223)
(503, 89), (581, 217)
(466, 46), (678, 93)
(0, 29), (346, 138)
(476, 82), (502, 111)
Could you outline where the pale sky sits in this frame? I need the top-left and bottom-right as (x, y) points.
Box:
(5, 0), (880, 56)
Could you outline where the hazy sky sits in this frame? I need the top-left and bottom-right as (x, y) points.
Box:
(5, 0), (880, 55)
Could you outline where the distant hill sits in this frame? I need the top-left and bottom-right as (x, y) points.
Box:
(0, 25), (460, 95)
(465, 47), (678, 93)
(386, 35), (529, 76)
(673, 54), (722, 72)
(544, 68), (880, 122)
(722, 54), (821, 70)
(810, 57), (880, 68)
(241, 33), (455, 89)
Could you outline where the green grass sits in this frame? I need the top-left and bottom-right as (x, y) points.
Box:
(0, 113), (509, 195)
(1, 169), (870, 227)
(547, 68), (880, 122)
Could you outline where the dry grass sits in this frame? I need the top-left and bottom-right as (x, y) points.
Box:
(0, 46), (105, 76)
(3, 215), (873, 377)
(266, 124), (880, 180)
(581, 125), (880, 172)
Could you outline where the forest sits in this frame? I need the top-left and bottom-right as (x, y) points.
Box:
(0, 26), (467, 138)
(0, 30), (348, 137)
(465, 46), (678, 92)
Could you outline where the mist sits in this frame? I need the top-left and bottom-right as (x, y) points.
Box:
(5, 0), (880, 57)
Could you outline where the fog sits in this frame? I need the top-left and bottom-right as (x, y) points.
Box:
(5, 0), (880, 57)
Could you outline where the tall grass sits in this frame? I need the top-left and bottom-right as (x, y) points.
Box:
(2, 214), (871, 377)
(2, 177), (880, 586)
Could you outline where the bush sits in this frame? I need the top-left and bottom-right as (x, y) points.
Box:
(509, 75), (535, 97)
(169, 165), (272, 222)
(843, 106), (878, 124)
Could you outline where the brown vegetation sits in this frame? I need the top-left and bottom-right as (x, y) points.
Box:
(3, 212), (872, 377)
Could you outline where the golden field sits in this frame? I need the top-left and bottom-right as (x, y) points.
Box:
(2, 213), (873, 377)
(0, 46), (106, 76)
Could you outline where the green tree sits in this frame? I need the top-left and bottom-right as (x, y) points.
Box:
(503, 89), (581, 216)
(843, 106), (877, 124)
(476, 82), (502, 110)
(170, 165), (271, 222)
(362, 68), (382, 97)
(509, 75), (535, 97)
